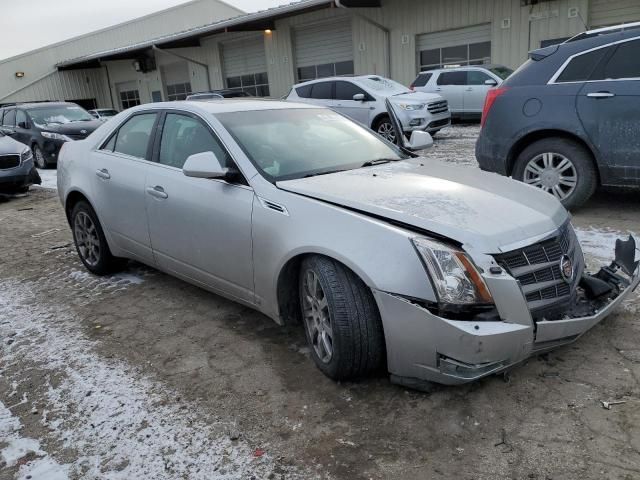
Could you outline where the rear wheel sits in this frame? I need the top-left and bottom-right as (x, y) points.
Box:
(513, 138), (597, 210)
(71, 201), (126, 275)
(33, 145), (47, 169)
(299, 255), (385, 381)
(374, 115), (397, 144)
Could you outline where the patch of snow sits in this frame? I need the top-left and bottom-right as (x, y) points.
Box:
(0, 399), (69, 478)
(0, 279), (313, 479)
(34, 168), (58, 190)
(575, 226), (638, 265)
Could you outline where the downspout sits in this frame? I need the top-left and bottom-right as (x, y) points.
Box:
(152, 45), (212, 91)
(102, 63), (116, 109)
(335, 2), (390, 77)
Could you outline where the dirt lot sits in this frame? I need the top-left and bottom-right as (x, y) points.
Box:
(1, 125), (639, 480)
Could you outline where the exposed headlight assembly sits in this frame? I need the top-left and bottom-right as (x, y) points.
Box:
(20, 149), (33, 163)
(412, 237), (493, 306)
(41, 131), (72, 142)
(397, 103), (425, 111)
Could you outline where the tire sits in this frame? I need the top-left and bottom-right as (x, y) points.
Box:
(373, 115), (397, 144)
(513, 137), (597, 210)
(33, 145), (47, 169)
(70, 200), (126, 275)
(299, 255), (385, 381)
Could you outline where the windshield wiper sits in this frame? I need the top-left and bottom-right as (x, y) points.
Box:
(360, 158), (398, 167)
(303, 168), (349, 178)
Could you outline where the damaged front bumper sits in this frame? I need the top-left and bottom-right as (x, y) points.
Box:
(375, 236), (640, 388)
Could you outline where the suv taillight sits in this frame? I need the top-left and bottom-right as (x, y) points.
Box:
(409, 84), (415, 91)
(481, 87), (507, 127)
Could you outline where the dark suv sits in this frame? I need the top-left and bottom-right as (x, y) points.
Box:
(0, 102), (103, 168)
(476, 24), (640, 209)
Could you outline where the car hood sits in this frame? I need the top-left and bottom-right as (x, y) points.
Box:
(277, 158), (568, 254)
(40, 120), (102, 134)
(0, 134), (27, 155)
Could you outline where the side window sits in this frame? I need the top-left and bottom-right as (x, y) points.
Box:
(295, 84), (313, 98)
(412, 73), (432, 87)
(555, 47), (611, 83)
(334, 81), (367, 101)
(16, 110), (27, 127)
(601, 39), (640, 80)
(113, 113), (157, 159)
(467, 71), (492, 85)
(310, 82), (333, 99)
(2, 109), (16, 127)
(158, 113), (231, 170)
(437, 71), (467, 86)
(102, 134), (117, 152)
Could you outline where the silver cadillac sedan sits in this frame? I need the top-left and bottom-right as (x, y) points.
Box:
(57, 100), (639, 389)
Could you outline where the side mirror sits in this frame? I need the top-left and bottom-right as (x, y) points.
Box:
(406, 130), (433, 151)
(183, 151), (229, 179)
(484, 79), (498, 86)
(353, 93), (366, 101)
(17, 121), (29, 129)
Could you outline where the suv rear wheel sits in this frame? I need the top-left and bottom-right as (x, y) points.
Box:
(513, 138), (597, 210)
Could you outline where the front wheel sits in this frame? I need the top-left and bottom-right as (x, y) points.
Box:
(299, 255), (385, 381)
(374, 115), (397, 144)
(513, 138), (597, 210)
(71, 201), (126, 275)
(33, 145), (47, 169)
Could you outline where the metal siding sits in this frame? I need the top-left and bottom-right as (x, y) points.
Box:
(293, 19), (353, 68)
(589, 0), (640, 27)
(416, 23), (492, 51)
(161, 61), (190, 85)
(222, 35), (267, 78)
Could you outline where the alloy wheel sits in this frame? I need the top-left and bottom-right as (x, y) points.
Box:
(377, 122), (396, 143)
(33, 147), (46, 169)
(523, 152), (578, 201)
(302, 269), (333, 364)
(74, 211), (101, 267)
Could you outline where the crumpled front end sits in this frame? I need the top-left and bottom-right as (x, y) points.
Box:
(375, 229), (639, 388)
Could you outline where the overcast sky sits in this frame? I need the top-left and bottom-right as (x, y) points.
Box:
(1, 0), (285, 61)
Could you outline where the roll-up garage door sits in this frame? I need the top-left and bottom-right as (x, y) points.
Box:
(417, 24), (491, 71)
(294, 19), (354, 81)
(162, 61), (192, 101)
(222, 35), (269, 96)
(589, 0), (640, 28)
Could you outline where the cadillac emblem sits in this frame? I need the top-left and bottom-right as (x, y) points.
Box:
(560, 254), (574, 283)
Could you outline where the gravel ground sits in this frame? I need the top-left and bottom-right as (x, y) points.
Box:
(1, 124), (639, 480)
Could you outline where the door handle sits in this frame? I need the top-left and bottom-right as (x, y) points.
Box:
(95, 168), (111, 180)
(465, 88), (473, 91)
(587, 92), (615, 98)
(435, 88), (442, 91)
(146, 185), (168, 199)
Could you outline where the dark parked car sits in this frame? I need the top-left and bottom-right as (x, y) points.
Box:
(186, 90), (253, 100)
(476, 23), (640, 209)
(0, 102), (103, 168)
(0, 132), (40, 194)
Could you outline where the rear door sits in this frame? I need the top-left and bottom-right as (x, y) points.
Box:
(435, 71), (466, 113)
(576, 38), (640, 186)
(92, 112), (159, 264)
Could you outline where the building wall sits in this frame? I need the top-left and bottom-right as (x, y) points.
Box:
(589, 0), (640, 27)
(0, 0), (242, 103)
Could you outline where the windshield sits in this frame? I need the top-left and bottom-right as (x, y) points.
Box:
(100, 110), (118, 117)
(217, 108), (408, 182)
(488, 66), (513, 80)
(27, 105), (94, 125)
(356, 76), (412, 96)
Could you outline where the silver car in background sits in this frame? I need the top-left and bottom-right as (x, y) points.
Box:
(0, 132), (40, 194)
(57, 100), (639, 389)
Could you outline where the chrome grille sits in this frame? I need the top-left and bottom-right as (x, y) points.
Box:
(427, 100), (448, 114)
(494, 224), (584, 316)
(0, 154), (20, 170)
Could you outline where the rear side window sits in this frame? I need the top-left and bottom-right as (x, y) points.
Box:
(2, 109), (16, 127)
(112, 113), (157, 159)
(295, 84), (313, 98)
(412, 73), (432, 87)
(555, 47), (610, 83)
(601, 39), (640, 80)
(437, 71), (467, 85)
(310, 82), (333, 99)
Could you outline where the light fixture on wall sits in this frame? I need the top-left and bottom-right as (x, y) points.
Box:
(133, 60), (142, 72)
(15, 72), (25, 78)
(264, 29), (272, 34)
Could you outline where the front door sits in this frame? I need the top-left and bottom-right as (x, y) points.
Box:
(333, 80), (372, 127)
(91, 112), (158, 264)
(576, 38), (640, 186)
(145, 111), (255, 302)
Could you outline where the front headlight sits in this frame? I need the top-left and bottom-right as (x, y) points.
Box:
(412, 237), (494, 305)
(20, 149), (33, 163)
(397, 103), (425, 111)
(41, 131), (72, 142)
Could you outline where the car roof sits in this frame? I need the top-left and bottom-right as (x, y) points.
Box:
(418, 64), (508, 74)
(293, 75), (388, 87)
(126, 99), (319, 115)
(16, 102), (79, 110)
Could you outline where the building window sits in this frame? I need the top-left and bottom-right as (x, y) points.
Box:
(226, 72), (270, 96)
(120, 90), (141, 110)
(297, 60), (354, 82)
(166, 82), (192, 101)
(419, 41), (491, 71)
